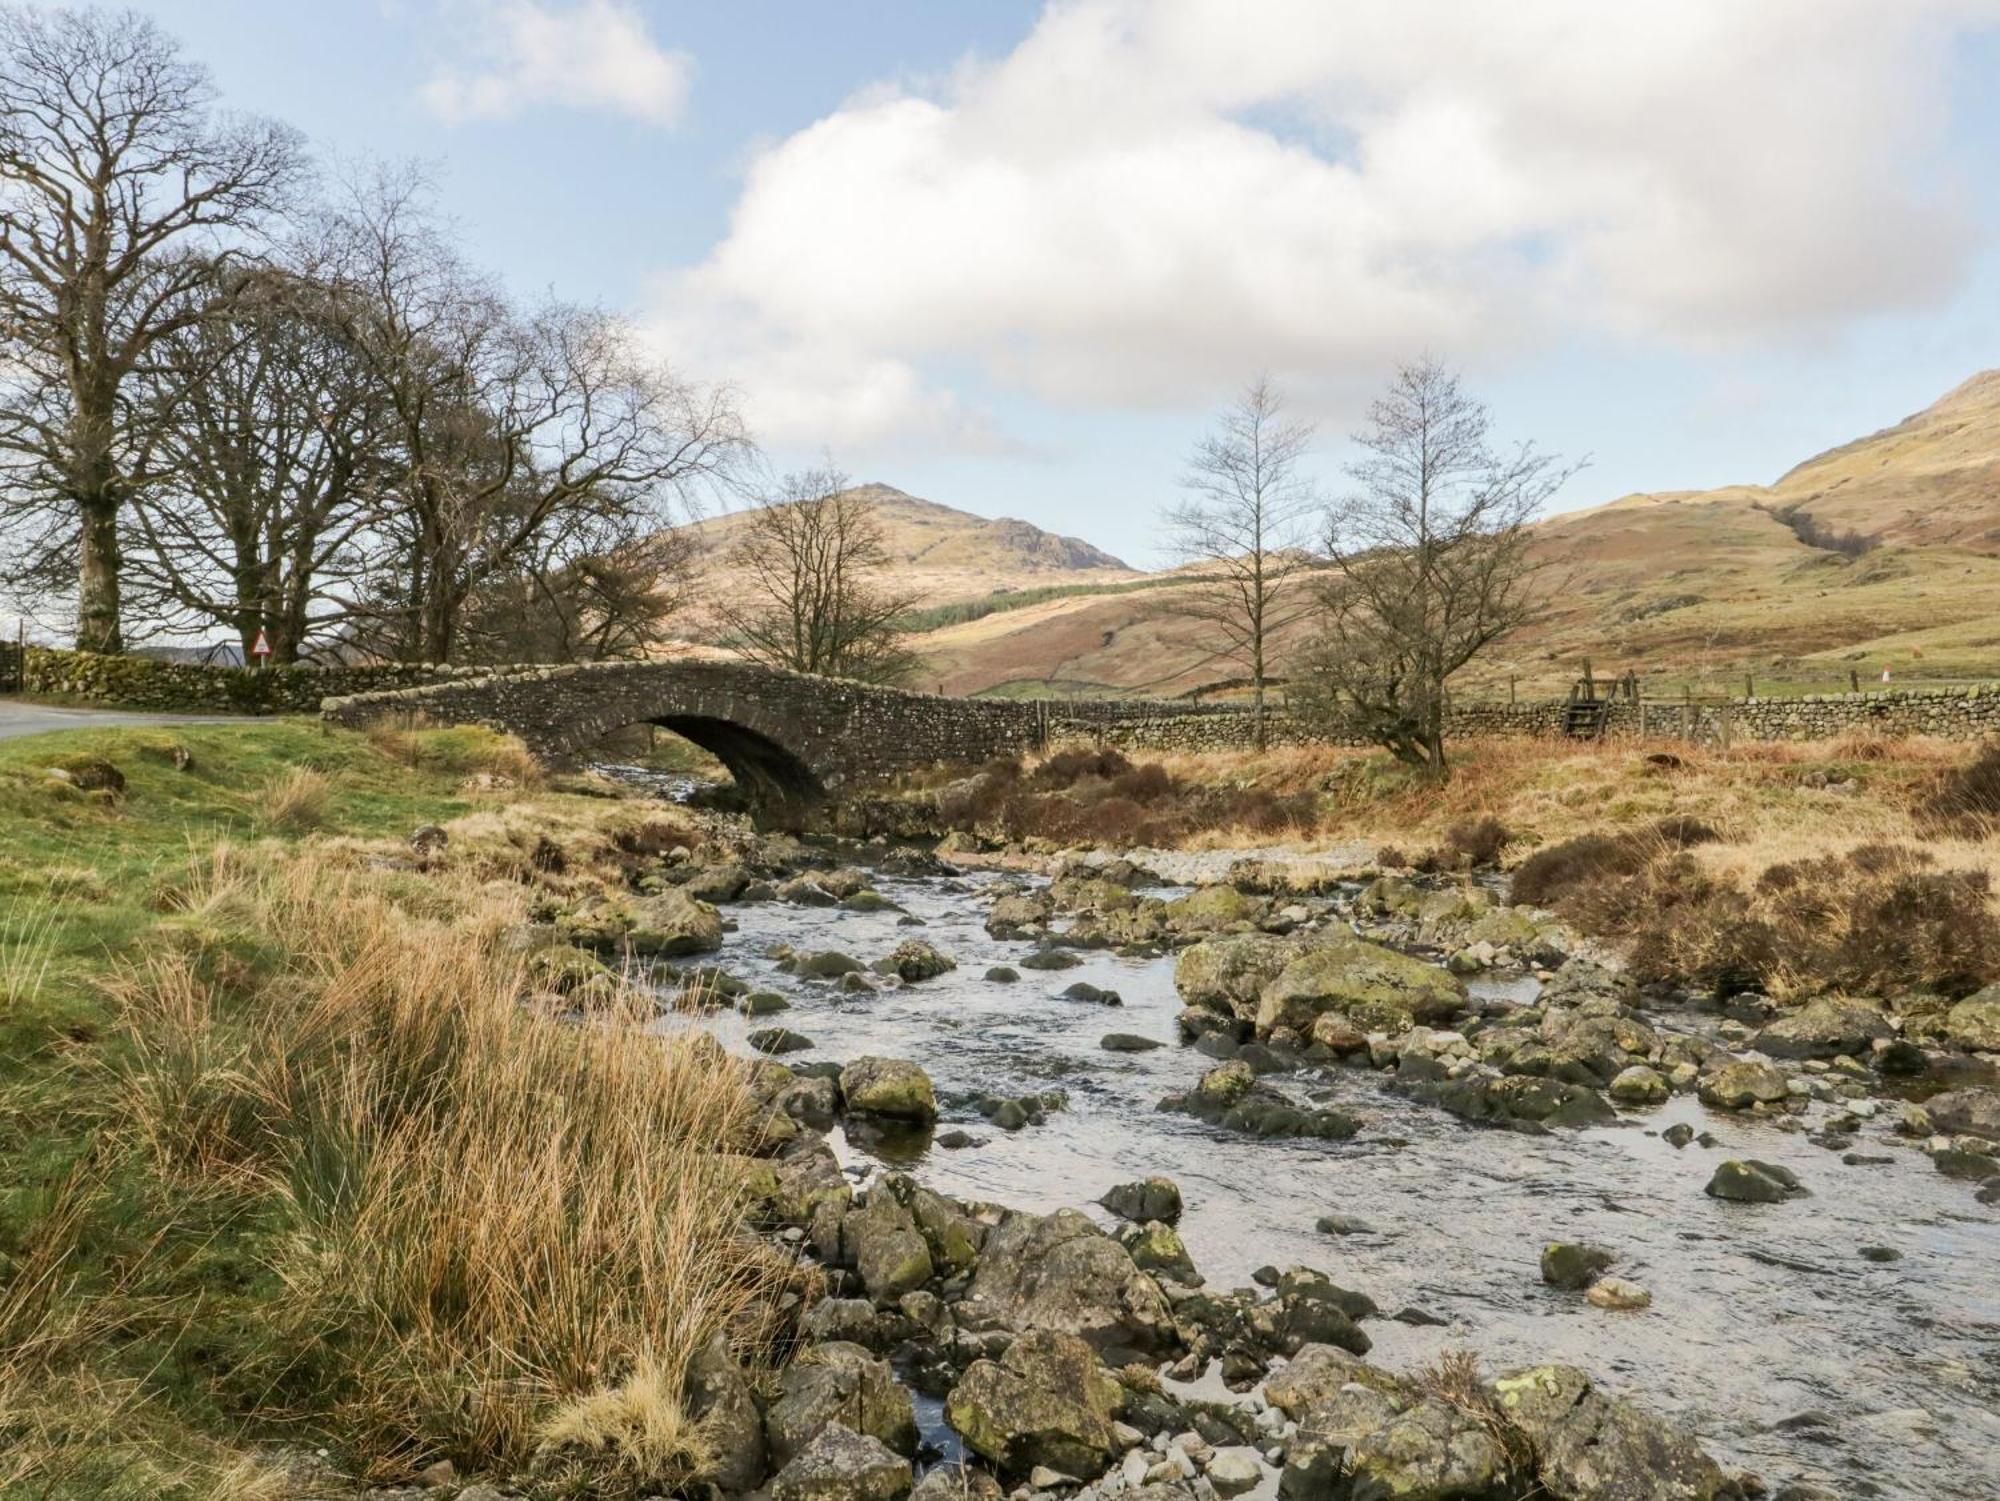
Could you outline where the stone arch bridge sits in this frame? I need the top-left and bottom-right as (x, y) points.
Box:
(321, 659), (1267, 822)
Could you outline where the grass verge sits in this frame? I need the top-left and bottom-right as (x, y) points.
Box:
(0, 719), (794, 1498)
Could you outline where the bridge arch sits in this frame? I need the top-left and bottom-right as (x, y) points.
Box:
(319, 658), (1262, 825)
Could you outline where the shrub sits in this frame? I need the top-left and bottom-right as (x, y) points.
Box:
(1027, 746), (1133, 790)
(1509, 817), (1719, 907)
(1925, 741), (2000, 824)
(1420, 815), (1512, 871)
(1549, 838), (2000, 1000)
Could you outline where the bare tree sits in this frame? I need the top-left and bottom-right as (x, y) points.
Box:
(123, 262), (393, 662)
(713, 469), (920, 683)
(318, 170), (748, 662)
(1163, 377), (1318, 747)
(0, 5), (303, 651)
(1295, 358), (1579, 776)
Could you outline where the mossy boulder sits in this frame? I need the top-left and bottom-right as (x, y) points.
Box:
(766, 1340), (917, 1467)
(840, 1056), (938, 1123)
(1256, 937), (1468, 1036)
(1945, 986), (2000, 1052)
(1753, 997), (1891, 1060)
(1174, 933), (1298, 1019)
(624, 888), (723, 956)
(1698, 1060), (1790, 1110)
(1541, 1241), (1615, 1290)
(1163, 884), (1265, 935)
(945, 1329), (1124, 1478)
(875, 939), (956, 982)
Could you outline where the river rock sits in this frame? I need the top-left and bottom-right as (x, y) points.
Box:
(1100, 1176), (1183, 1224)
(1275, 1351), (1509, 1500)
(1205, 1447), (1263, 1497)
(1537, 958), (1639, 1009)
(985, 965), (1020, 983)
(986, 890), (1055, 938)
(1754, 998), (1892, 1060)
(750, 1027), (814, 1055)
(1944, 987), (2000, 1051)
(945, 1328), (1125, 1478)
(1542, 1242), (1615, 1290)
(687, 1334), (766, 1492)
(1923, 1086), (2000, 1139)
(960, 1209), (1178, 1361)
(797, 949), (866, 979)
(766, 1342), (917, 1468)
(1491, 1363), (1744, 1501)
(841, 1194), (934, 1301)
(1587, 1276), (1653, 1310)
(1101, 1032), (1163, 1052)
(1706, 1159), (1804, 1203)
(1609, 1064), (1670, 1105)
(1256, 936), (1468, 1035)
(683, 863), (751, 903)
(778, 876), (840, 908)
(878, 939), (956, 982)
(909, 1465), (1003, 1501)
(1698, 1060), (1790, 1110)
(1173, 934), (1299, 1018)
(1118, 1220), (1200, 1284)
(770, 1422), (913, 1501)
(1163, 885), (1267, 935)
(1020, 948), (1083, 971)
(840, 1057), (938, 1122)
(623, 888), (724, 956)
(1416, 1073), (1615, 1130)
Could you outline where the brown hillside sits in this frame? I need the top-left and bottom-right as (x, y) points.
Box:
(908, 372), (2000, 700)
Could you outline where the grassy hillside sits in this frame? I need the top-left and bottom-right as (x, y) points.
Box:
(905, 372), (2000, 701)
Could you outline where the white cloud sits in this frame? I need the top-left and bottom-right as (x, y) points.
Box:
(651, 0), (2000, 451)
(422, 0), (691, 126)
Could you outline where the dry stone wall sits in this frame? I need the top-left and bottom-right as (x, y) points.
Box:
(5, 646), (470, 713)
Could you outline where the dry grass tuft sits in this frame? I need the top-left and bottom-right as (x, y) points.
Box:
(258, 765), (334, 833)
(105, 851), (800, 1489)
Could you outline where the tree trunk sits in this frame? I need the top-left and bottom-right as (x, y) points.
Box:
(75, 493), (124, 654)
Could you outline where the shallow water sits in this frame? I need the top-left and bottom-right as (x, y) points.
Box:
(670, 863), (2000, 1500)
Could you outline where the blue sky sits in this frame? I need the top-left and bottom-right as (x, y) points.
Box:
(130, 1), (2000, 567)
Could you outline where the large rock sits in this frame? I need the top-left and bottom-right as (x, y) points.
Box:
(1100, 1176), (1183, 1224)
(766, 1341), (917, 1468)
(960, 1209), (1178, 1361)
(1542, 1242), (1615, 1291)
(1697, 1060), (1790, 1110)
(1256, 937), (1468, 1035)
(1924, 1086), (2000, 1140)
(1415, 1073), (1615, 1130)
(624, 888), (724, 956)
(1162, 884), (1266, 935)
(771, 1423), (913, 1501)
(1274, 1353), (1510, 1501)
(1491, 1364), (1744, 1501)
(841, 1195), (934, 1302)
(877, 939), (956, 982)
(1705, 1159), (1803, 1203)
(1945, 987), (2000, 1051)
(1173, 934), (1298, 1019)
(686, 1334), (766, 1492)
(1537, 959), (1639, 1010)
(840, 1057), (938, 1123)
(1753, 998), (1891, 1060)
(945, 1329), (1124, 1478)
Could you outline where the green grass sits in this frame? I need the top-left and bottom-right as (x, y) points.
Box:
(0, 719), (537, 1499)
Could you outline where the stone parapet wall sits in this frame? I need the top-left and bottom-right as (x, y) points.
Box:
(8, 646), (470, 714)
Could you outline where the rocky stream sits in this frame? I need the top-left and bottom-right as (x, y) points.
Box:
(568, 797), (2000, 1501)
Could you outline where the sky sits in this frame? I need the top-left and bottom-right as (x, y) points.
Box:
(111, 0), (2000, 568)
